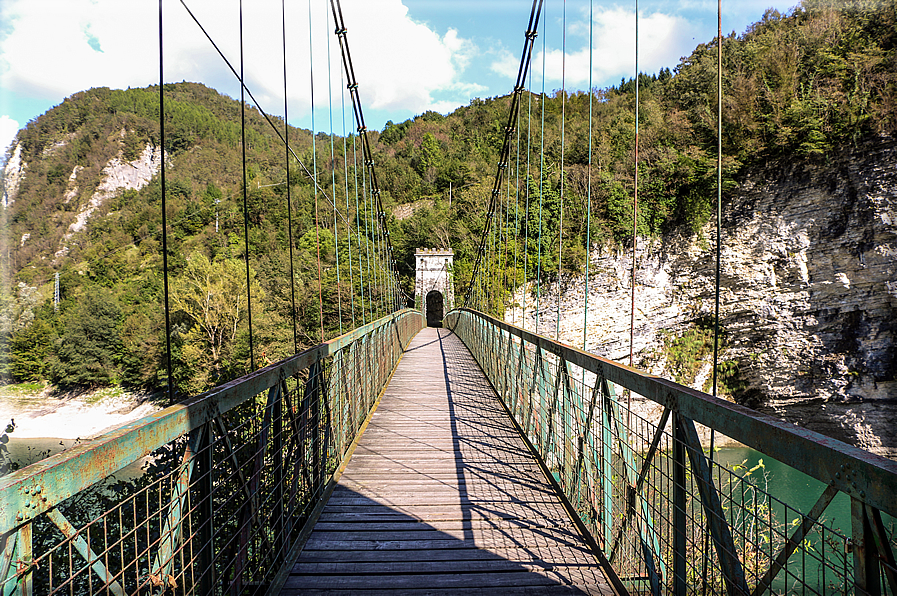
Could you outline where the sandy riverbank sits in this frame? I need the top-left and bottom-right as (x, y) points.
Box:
(0, 387), (162, 439)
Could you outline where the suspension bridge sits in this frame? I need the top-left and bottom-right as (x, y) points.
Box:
(2, 0), (896, 595)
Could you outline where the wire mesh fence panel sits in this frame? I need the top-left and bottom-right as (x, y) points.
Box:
(0, 309), (422, 596)
(446, 308), (897, 596)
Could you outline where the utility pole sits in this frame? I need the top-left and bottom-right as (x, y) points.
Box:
(54, 271), (60, 312)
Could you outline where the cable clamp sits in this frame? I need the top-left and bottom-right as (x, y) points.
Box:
(526, 30), (538, 40)
(335, 28), (347, 36)
(347, 83), (358, 90)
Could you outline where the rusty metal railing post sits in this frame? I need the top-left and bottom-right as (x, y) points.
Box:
(672, 407), (687, 596)
(18, 523), (31, 596)
(851, 496), (880, 595)
(273, 380), (285, 569)
(1, 523), (32, 596)
(195, 420), (214, 595)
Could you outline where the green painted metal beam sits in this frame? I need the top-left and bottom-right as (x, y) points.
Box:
(446, 307), (897, 518)
(0, 309), (422, 536)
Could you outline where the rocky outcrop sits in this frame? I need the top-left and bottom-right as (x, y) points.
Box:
(52, 143), (164, 262)
(67, 143), (163, 237)
(507, 136), (897, 457)
(2, 143), (25, 207)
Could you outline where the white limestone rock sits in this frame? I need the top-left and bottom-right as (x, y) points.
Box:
(506, 137), (897, 457)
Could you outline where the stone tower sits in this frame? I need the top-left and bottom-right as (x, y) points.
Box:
(415, 248), (454, 327)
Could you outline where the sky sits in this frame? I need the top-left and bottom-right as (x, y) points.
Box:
(0, 0), (799, 159)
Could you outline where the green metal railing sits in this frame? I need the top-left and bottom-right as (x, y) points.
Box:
(0, 309), (423, 595)
(446, 308), (897, 596)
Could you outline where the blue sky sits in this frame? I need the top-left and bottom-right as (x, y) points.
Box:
(0, 0), (797, 158)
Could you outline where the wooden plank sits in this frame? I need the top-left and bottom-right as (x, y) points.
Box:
(304, 526), (584, 542)
(316, 510), (567, 523)
(282, 585), (606, 595)
(310, 519), (585, 532)
(331, 484), (560, 496)
(295, 546), (596, 563)
(282, 327), (612, 595)
(301, 537), (588, 551)
(283, 571), (603, 590)
(291, 561), (608, 576)
(318, 503), (571, 515)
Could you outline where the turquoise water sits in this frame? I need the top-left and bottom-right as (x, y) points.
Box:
(712, 446), (897, 594)
(714, 445), (854, 534)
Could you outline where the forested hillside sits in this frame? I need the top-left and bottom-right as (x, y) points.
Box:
(1, 0), (894, 397)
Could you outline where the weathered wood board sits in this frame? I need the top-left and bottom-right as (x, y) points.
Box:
(281, 327), (612, 595)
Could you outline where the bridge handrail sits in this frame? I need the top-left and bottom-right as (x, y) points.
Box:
(447, 308), (897, 515)
(0, 309), (420, 531)
(446, 307), (897, 595)
(1, 308), (423, 594)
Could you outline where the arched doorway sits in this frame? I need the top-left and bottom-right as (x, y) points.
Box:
(426, 290), (444, 327)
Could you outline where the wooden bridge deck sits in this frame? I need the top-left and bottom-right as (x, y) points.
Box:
(281, 327), (613, 595)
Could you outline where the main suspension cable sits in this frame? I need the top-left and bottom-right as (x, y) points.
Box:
(535, 3), (547, 334)
(325, 0), (343, 335)
(463, 0), (543, 309)
(330, 0), (406, 309)
(513, 86), (522, 327)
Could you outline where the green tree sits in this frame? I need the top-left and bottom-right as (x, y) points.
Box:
(171, 254), (264, 394)
(418, 132), (443, 184)
(51, 289), (123, 386)
(9, 319), (54, 382)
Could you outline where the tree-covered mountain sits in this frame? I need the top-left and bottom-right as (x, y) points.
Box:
(0, 0), (894, 397)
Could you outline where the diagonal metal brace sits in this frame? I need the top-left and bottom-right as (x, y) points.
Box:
(45, 508), (125, 596)
(752, 483), (838, 596)
(608, 405), (671, 568)
(150, 423), (207, 588)
(0, 531), (17, 596)
(676, 412), (749, 596)
(605, 385), (666, 583)
(866, 503), (897, 595)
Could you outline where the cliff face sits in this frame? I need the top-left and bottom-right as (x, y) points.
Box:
(507, 136), (897, 457)
(4, 137), (164, 263)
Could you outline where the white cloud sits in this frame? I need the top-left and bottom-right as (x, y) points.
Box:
(490, 47), (520, 79)
(0, 116), (20, 158)
(490, 7), (698, 89)
(0, 0), (477, 125)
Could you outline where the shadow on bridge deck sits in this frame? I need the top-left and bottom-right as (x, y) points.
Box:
(280, 328), (613, 594)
